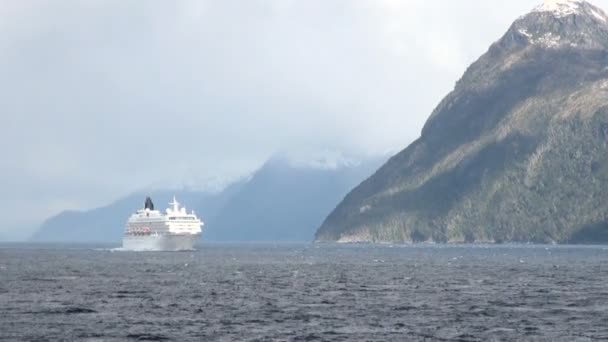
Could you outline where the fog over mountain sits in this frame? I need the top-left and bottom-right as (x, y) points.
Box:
(3, 0), (608, 240)
(32, 157), (384, 243)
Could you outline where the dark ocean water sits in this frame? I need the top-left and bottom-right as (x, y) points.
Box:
(1, 243), (608, 341)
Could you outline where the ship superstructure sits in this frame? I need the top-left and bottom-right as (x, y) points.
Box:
(122, 196), (203, 251)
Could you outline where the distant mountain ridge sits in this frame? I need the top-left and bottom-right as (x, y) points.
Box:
(205, 157), (384, 242)
(31, 156), (384, 243)
(29, 190), (234, 243)
(316, 0), (608, 244)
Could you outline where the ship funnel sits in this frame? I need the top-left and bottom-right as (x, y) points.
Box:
(144, 196), (155, 210)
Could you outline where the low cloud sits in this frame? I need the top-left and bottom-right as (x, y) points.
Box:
(2, 0), (606, 234)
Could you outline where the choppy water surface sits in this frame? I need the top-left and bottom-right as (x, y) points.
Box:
(1, 243), (608, 341)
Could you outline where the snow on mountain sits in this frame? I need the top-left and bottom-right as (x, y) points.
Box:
(511, 0), (608, 49)
(532, 0), (607, 22)
(533, 0), (584, 17)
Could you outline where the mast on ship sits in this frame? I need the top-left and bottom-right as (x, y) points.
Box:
(170, 196), (179, 212)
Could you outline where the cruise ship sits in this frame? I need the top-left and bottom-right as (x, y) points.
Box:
(122, 196), (203, 251)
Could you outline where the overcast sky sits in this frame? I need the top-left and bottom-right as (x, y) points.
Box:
(2, 0), (608, 240)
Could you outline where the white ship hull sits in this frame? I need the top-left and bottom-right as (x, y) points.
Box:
(122, 234), (200, 251)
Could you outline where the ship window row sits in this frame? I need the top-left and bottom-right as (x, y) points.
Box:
(168, 217), (196, 220)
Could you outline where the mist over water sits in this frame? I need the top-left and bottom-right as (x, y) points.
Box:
(1, 243), (608, 341)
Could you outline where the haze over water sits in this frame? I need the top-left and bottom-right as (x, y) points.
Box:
(1, 243), (607, 341)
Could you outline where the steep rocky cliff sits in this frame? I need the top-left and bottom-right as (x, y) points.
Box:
(316, 0), (608, 244)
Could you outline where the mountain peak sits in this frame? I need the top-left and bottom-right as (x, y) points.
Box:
(533, 0), (585, 17)
(531, 0), (607, 21)
(504, 0), (608, 50)
(316, 0), (608, 244)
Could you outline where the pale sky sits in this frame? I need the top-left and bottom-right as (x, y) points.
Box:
(2, 0), (607, 240)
